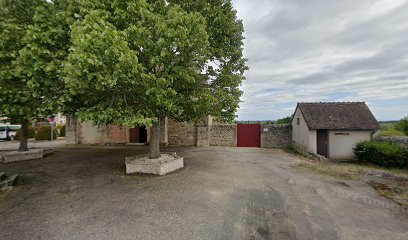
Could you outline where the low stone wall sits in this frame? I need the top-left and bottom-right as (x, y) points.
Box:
(376, 136), (408, 148)
(210, 125), (237, 147)
(168, 120), (197, 146)
(260, 124), (292, 148)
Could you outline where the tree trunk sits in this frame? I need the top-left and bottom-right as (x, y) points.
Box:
(149, 118), (161, 159)
(19, 118), (29, 152)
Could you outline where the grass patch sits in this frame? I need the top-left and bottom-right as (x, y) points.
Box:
(367, 181), (408, 208)
(295, 160), (408, 208)
(295, 162), (354, 180)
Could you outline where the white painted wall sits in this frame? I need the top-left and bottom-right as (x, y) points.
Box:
(308, 130), (317, 154)
(292, 108), (316, 153)
(328, 130), (373, 159)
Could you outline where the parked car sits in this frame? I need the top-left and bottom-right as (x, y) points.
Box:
(0, 125), (21, 141)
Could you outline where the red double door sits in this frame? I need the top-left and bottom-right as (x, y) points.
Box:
(237, 124), (261, 148)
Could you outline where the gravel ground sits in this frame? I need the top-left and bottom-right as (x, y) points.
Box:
(0, 146), (407, 240)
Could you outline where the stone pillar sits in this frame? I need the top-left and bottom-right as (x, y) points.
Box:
(65, 115), (80, 144)
(160, 117), (168, 145)
(197, 126), (210, 147)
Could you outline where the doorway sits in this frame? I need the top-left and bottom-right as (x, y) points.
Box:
(129, 126), (147, 144)
(317, 130), (328, 157)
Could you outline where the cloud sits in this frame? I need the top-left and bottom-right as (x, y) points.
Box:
(233, 0), (408, 121)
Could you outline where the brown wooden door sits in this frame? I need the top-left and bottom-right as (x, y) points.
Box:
(129, 127), (148, 143)
(129, 127), (140, 143)
(317, 130), (328, 157)
(237, 124), (261, 147)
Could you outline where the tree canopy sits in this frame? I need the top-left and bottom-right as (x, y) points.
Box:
(0, 0), (70, 150)
(64, 0), (213, 128)
(1, 0), (247, 156)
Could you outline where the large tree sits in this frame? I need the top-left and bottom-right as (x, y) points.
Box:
(64, 0), (246, 158)
(0, 0), (69, 151)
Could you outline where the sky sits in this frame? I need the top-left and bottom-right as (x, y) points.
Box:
(232, 0), (408, 121)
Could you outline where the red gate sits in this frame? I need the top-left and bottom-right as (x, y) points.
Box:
(237, 124), (261, 147)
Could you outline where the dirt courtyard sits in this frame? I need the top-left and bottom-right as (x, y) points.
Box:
(0, 146), (407, 240)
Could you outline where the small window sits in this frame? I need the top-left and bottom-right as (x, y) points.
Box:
(297, 118), (300, 125)
(0, 126), (5, 131)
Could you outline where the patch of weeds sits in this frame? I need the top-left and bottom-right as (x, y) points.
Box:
(286, 144), (320, 161)
(295, 162), (354, 180)
(368, 181), (408, 208)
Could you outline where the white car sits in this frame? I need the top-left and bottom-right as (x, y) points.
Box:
(0, 125), (21, 141)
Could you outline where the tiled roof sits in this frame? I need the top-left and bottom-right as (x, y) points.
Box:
(297, 102), (380, 130)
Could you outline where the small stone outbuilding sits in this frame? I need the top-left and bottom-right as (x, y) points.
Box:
(292, 102), (380, 160)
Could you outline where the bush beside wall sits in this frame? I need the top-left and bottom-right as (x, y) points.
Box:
(35, 126), (59, 141)
(58, 124), (66, 137)
(354, 141), (408, 168)
(15, 126), (35, 140)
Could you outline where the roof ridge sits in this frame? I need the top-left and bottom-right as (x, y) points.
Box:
(298, 101), (366, 104)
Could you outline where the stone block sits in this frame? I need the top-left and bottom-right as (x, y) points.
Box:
(126, 152), (183, 175)
(43, 148), (54, 157)
(2, 149), (43, 163)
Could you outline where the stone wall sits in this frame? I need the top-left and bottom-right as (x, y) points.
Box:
(376, 136), (408, 148)
(109, 125), (127, 143)
(260, 124), (292, 148)
(197, 126), (210, 147)
(210, 125), (237, 147)
(65, 117), (114, 144)
(167, 120), (197, 146)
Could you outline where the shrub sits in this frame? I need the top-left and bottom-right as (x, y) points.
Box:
(354, 141), (408, 168)
(395, 117), (408, 135)
(35, 126), (59, 141)
(58, 124), (66, 137)
(378, 129), (406, 136)
(15, 126), (35, 140)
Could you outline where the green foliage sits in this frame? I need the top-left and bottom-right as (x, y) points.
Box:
(395, 117), (408, 135)
(168, 0), (248, 122)
(380, 121), (398, 130)
(15, 126), (35, 140)
(378, 129), (406, 137)
(64, 0), (247, 128)
(58, 124), (66, 137)
(0, 0), (69, 126)
(276, 116), (292, 124)
(64, 0), (215, 128)
(354, 141), (408, 168)
(34, 126), (58, 141)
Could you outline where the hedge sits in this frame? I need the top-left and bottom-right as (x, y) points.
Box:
(354, 141), (408, 168)
(15, 126), (35, 140)
(35, 126), (59, 141)
(58, 124), (66, 137)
